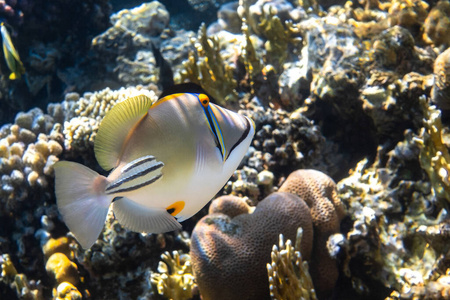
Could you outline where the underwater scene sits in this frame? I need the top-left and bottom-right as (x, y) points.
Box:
(1, 0), (450, 299)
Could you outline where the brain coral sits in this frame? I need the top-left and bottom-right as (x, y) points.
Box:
(190, 169), (345, 300)
(191, 192), (314, 300)
(279, 169), (346, 299)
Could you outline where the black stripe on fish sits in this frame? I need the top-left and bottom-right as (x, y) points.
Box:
(105, 161), (164, 194)
(201, 101), (224, 159)
(226, 116), (251, 161)
(106, 174), (163, 194)
(122, 155), (156, 173)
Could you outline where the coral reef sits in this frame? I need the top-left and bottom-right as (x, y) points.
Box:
(0, 108), (62, 209)
(91, 1), (171, 87)
(0, 0), (112, 124)
(3, 0), (450, 299)
(190, 192), (314, 300)
(239, 99), (343, 180)
(414, 97), (450, 206)
(191, 169), (344, 299)
(337, 125), (450, 298)
(179, 23), (238, 105)
(0, 254), (43, 299)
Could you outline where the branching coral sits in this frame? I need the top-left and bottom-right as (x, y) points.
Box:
(150, 251), (196, 300)
(267, 228), (318, 300)
(257, 12), (302, 72)
(414, 97), (450, 206)
(237, 0), (303, 107)
(0, 254), (43, 299)
(43, 236), (84, 299)
(240, 17), (264, 95)
(179, 23), (238, 105)
(338, 132), (450, 298)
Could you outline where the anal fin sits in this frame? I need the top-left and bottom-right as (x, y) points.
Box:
(112, 198), (182, 233)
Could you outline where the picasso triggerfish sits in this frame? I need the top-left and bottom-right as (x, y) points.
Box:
(54, 83), (255, 249)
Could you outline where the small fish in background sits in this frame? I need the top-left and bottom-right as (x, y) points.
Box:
(0, 22), (25, 80)
(54, 83), (255, 249)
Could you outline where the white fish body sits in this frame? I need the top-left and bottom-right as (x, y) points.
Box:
(54, 88), (255, 248)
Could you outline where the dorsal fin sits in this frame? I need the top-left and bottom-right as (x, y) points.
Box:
(158, 83), (216, 103)
(94, 95), (153, 171)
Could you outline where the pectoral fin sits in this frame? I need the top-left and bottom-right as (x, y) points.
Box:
(112, 197), (182, 233)
(105, 155), (164, 194)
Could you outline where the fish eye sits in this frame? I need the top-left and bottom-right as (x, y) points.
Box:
(199, 94), (209, 107)
(166, 201), (185, 216)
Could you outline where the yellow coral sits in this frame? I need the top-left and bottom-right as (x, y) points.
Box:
(1, 254), (43, 299)
(240, 18), (263, 95)
(414, 97), (450, 203)
(54, 282), (82, 300)
(150, 251), (196, 300)
(267, 228), (317, 300)
(43, 237), (74, 260)
(258, 11), (301, 72)
(179, 24), (238, 105)
(45, 253), (79, 286)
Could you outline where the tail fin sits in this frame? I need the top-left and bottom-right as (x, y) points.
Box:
(54, 161), (112, 249)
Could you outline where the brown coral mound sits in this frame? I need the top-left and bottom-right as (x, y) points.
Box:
(190, 169), (346, 300)
(190, 192), (314, 300)
(279, 169), (346, 299)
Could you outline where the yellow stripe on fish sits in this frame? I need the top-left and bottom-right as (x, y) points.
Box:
(54, 83), (255, 249)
